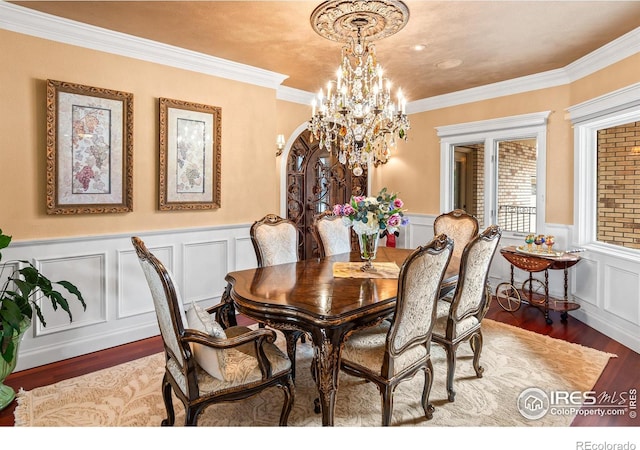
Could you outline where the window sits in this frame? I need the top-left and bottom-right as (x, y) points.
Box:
(437, 112), (550, 235)
(569, 82), (640, 254)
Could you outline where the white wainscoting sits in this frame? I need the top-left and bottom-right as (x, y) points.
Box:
(4, 224), (256, 371)
(6, 216), (639, 371)
(404, 213), (640, 354)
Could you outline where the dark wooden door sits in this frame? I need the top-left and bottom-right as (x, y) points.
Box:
(286, 130), (367, 260)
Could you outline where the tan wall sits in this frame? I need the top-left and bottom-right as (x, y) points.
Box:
(0, 30), (295, 240)
(3, 29), (640, 240)
(570, 53), (640, 105)
(275, 99), (312, 202)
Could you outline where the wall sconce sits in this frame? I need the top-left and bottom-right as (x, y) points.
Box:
(276, 134), (286, 156)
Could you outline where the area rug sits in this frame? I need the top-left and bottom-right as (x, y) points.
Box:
(13, 319), (616, 427)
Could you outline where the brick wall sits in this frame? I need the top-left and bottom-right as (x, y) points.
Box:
(597, 121), (640, 249)
(497, 140), (537, 233)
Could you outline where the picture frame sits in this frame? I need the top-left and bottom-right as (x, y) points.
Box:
(46, 79), (134, 214)
(159, 97), (222, 210)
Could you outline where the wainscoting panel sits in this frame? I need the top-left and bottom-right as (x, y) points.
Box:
(573, 257), (599, 307)
(6, 225), (253, 371)
(118, 245), (174, 319)
(236, 236), (258, 271)
(34, 253), (107, 335)
(183, 239), (228, 304)
(603, 263), (640, 324)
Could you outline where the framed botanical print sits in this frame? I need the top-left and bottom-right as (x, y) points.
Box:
(159, 97), (222, 210)
(46, 79), (134, 214)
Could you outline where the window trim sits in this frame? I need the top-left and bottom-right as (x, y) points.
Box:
(568, 82), (640, 256)
(436, 111), (550, 235)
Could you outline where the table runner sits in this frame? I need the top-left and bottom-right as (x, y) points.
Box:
(332, 261), (400, 279)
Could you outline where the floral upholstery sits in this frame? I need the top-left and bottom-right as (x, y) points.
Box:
(314, 212), (352, 257)
(137, 255), (186, 369)
(431, 225), (502, 402)
(251, 215), (298, 267)
(340, 234), (454, 425)
(434, 209), (479, 260)
(132, 236), (295, 426)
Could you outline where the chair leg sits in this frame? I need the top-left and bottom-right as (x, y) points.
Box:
(470, 331), (485, 378)
(443, 343), (458, 402)
(184, 406), (199, 426)
(422, 360), (435, 420)
(380, 384), (394, 426)
(278, 375), (296, 426)
(161, 374), (175, 426)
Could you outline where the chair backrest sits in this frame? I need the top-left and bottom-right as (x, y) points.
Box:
(131, 237), (189, 373)
(388, 234), (454, 356)
(450, 225), (502, 321)
(250, 214), (299, 267)
(313, 210), (352, 257)
(433, 209), (479, 260)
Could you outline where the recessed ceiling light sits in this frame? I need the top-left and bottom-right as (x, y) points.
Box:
(435, 59), (462, 69)
(413, 44), (426, 51)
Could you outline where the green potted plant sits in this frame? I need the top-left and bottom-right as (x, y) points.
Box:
(0, 228), (86, 410)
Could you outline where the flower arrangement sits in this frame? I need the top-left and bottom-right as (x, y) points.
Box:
(332, 187), (408, 236)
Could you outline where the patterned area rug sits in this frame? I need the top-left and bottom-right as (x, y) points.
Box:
(13, 319), (615, 427)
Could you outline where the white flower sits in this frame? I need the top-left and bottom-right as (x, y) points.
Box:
(352, 213), (380, 235)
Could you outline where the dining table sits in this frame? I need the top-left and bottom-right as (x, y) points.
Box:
(218, 246), (460, 426)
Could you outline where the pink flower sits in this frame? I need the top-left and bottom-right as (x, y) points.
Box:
(342, 204), (355, 216)
(393, 198), (404, 208)
(353, 196), (365, 203)
(387, 214), (401, 228)
(332, 204), (343, 216)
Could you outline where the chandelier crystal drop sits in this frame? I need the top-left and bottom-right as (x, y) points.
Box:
(308, 0), (410, 176)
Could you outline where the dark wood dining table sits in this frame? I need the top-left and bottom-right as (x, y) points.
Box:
(218, 247), (460, 426)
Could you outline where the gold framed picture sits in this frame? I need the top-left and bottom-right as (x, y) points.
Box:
(158, 97), (222, 210)
(46, 79), (133, 214)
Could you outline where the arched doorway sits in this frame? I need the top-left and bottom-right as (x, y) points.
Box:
(285, 129), (367, 259)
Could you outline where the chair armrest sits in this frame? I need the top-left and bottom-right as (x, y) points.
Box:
(183, 327), (279, 379)
(183, 327), (276, 350)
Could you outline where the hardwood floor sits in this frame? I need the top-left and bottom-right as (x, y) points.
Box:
(1, 301), (638, 426)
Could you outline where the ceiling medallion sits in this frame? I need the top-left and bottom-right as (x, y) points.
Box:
(310, 0), (410, 43)
(308, 0), (411, 175)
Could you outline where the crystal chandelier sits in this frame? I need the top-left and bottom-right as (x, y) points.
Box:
(308, 0), (411, 176)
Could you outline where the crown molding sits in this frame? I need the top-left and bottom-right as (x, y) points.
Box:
(276, 85), (314, 105)
(564, 26), (640, 83)
(0, 2), (288, 90)
(2, 1), (638, 108)
(407, 26), (640, 114)
(406, 69), (569, 114)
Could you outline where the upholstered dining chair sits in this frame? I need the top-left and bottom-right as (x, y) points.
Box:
(431, 225), (502, 402)
(250, 214), (305, 377)
(312, 210), (352, 257)
(250, 214), (299, 267)
(339, 234), (454, 426)
(433, 209), (479, 297)
(132, 236), (295, 426)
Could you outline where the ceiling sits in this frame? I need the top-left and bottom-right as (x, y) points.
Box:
(10, 1), (640, 101)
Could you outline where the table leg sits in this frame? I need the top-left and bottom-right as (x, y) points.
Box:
(310, 328), (345, 426)
(217, 283), (238, 328)
(544, 269), (552, 325)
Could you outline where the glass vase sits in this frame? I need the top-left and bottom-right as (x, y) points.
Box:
(357, 231), (380, 271)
